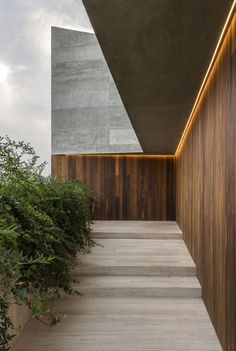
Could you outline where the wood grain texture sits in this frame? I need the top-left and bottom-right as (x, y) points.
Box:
(52, 155), (176, 220)
(176, 15), (236, 351)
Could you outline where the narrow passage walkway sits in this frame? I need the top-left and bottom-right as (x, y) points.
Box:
(14, 221), (222, 351)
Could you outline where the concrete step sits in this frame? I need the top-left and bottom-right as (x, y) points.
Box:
(76, 239), (196, 276)
(76, 276), (202, 298)
(92, 220), (183, 239)
(15, 298), (223, 351)
(75, 264), (196, 276)
(14, 222), (222, 351)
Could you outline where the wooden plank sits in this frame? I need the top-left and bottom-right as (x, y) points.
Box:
(51, 155), (176, 221)
(176, 15), (236, 351)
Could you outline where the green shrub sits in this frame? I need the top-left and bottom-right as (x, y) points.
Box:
(0, 136), (94, 351)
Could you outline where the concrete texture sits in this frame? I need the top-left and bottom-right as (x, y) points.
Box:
(82, 0), (233, 154)
(9, 304), (31, 347)
(51, 27), (142, 154)
(91, 220), (183, 239)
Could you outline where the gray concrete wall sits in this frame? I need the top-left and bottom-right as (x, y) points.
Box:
(51, 27), (142, 154)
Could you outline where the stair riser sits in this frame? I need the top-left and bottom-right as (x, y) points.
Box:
(74, 267), (196, 276)
(78, 288), (202, 298)
(92, 233), (183, 240)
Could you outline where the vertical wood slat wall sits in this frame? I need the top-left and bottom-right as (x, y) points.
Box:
(52, 155), (176, 221)
(176, 15), (236, 351)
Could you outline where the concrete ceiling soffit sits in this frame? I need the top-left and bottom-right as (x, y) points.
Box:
(82, 0), (234, 154)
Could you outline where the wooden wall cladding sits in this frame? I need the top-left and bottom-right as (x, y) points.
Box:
(176, 15), (236, 351)
(52, 155), (176, 221)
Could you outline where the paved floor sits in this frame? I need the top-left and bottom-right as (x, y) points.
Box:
(13, 221), (222, 351)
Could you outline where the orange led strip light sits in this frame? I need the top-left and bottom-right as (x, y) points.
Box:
(175, 1), (236, 157)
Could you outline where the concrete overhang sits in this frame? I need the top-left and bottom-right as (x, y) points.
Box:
(82, 0), (234, 154)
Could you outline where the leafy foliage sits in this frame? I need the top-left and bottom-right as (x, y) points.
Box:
(0, 136), (94, 351)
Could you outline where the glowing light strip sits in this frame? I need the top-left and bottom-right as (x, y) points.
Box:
(60, 154), (174, 158)
(175, 1), (236, 157)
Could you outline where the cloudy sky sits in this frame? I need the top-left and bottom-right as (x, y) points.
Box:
(0, 0), (92, 174)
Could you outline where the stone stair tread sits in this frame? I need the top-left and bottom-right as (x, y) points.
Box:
(76, 239), (196, 276)
(92, 221), (183, 239)
(74, 276), (201, 298)
(16, 298), (222, 351)
(13, 221), (222, 351)
(78, 239), (195, 267)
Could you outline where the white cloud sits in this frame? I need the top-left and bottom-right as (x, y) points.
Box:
(0, 0), (92, 175)
(0, 63), (11, 82)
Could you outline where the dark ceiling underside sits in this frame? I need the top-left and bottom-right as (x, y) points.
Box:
(82, 0), (233, 154)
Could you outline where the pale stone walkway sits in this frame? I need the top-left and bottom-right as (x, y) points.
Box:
(14, 221), (222, 351)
